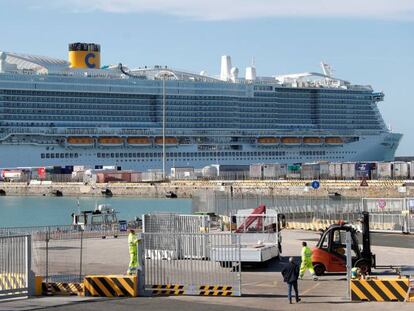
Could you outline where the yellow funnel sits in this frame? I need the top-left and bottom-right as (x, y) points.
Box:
(69, 43), (101, 69)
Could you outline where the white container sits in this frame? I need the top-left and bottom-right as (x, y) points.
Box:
(392, 161), (409, 179)
(249, 164), (263, 179)
(376, 162), (392, 179)
(342, 162), (356, 179)
(328, 163), (342, 179)
(319, 162), (330, 179)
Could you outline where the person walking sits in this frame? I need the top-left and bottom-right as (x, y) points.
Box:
(127, 228), (139, 275)
(282, 257), (301, 304)
(299, 241), (318, 281)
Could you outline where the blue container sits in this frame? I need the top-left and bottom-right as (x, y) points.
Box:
(119, 220), (128, 232)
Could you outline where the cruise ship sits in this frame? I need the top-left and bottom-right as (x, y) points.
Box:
(0, 43), (402, 171)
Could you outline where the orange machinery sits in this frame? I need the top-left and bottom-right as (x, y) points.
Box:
(311, 212), (375, 276)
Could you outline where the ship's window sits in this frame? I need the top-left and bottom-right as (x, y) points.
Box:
(115, 153), (119, 158)
(41, 153), (45, 159)
(51, 153), (55, 158)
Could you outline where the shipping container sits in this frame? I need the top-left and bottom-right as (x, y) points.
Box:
(392, 161), (409, 179)
(374, 162), (392, 179)
(342, 162), (356, 179)
(201, 166), (218, 178)
(355, 162), (373, 179)
(171, 167), (195, 179)
(410, 161), (414, 179)
(263, 163), (287, 179)
(328, 163), (342, 179)
(249, 164), (264, 179)
(319, 162), (330, 179)
(301, 163), (320, 180)
(287, 164), (301, 179)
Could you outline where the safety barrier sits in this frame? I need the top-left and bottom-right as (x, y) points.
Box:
(199, 285), (234, 296)
(84, 275), (137, 297)
(151, 284), (185, 295)
(351, 278), (409, 302)
(42, 282), (83, 296)
(143, 232), (242, 296)
(0, 234), (30, 300)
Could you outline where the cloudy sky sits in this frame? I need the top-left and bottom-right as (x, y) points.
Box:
(1, 0), (414, 155)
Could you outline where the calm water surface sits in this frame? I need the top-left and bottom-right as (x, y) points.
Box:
(0, 196), (192, 227)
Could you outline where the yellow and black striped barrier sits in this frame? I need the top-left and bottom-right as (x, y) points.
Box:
(41, 282), (83, 296)
(351, 278), (409, 302)
(199, 285), (233, 296)
(0, 273), (25, 290)
(84, 275), (137, 297)
(152, 284), (185, 295)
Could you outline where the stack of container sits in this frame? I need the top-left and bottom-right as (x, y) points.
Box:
(342, 162), (356, 180)
(301, 163), (320, 179)
(328, 163), (342, 179)
(392, 161), (409, 179)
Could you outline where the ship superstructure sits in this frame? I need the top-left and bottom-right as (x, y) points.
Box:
(0, 43), (402, 171)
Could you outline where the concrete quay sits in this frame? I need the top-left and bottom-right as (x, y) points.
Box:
(0, 179), (412, 198)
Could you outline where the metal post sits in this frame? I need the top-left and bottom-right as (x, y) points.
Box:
(137, 234), (146, 296)
(79, 229), (83, 283)
(345, 231), (352, 300)
(162, 77), (166, 180)
(45, 227), (49, 283)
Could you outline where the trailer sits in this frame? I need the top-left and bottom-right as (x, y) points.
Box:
(211, 205), (285, 264)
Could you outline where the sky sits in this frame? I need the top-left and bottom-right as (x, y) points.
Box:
(1, 0), (413, 155)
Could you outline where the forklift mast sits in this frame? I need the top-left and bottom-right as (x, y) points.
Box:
(360, 211), (372, 261)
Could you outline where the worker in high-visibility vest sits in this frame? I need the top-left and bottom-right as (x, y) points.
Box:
(299, 241), (318, 281)
(127, 229), (139, 275)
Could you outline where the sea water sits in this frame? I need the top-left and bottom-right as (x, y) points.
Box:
(0, 196), (192, 227)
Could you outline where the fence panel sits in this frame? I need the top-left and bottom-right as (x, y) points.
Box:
(0, 234), (30, 300)
(143, 232), (241, 296)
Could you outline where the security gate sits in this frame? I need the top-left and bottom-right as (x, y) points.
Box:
(142, 232), (241, 296)
(362, 198), (411, 233)
(0, 234), (30, 300)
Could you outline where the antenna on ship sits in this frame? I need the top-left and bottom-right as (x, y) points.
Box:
(245, 57), (256, 82)
(320, 61), (333, 77)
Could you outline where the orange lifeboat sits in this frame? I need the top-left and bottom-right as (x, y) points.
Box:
(258, 137), (280, 144)
(303, 137), (323, 145)
(325, 137), (343, 144)
(127, 137), (151, 145)
(155, 137), (178, 145)
(98, 137), (124, 146)
(67, 137), (94, 146)
(281, 137), (301, 145)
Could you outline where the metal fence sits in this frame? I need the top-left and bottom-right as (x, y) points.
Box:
(0, 234), (30, 300)
(143, 213), (210, 233)
(194, 191), (413, 233)
(143, 232), (241, 296)
(0, 225), (125, 283)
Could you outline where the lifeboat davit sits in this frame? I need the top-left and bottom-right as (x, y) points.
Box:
(98, 137), (124, 146)
(281, 137), (301, 145)
(325, 137), (343, 144)
(303, 137), (323, 145)
(127, 137), (151, 146)
(257, 137), (280, 144)
(67, 137), (94, 146)
(155, 137), (178, 145)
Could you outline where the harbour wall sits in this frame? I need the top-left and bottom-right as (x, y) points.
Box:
(0, 180), (412, 198)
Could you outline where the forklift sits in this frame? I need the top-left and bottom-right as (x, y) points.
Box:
(311, 211), (376, 276)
